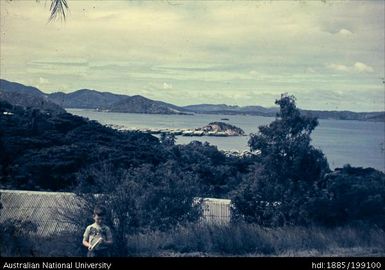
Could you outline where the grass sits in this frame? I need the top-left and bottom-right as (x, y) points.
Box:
(125, 223), (385, 257)
(2, 222), (384, 256)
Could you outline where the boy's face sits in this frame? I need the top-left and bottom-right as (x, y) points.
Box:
(93, 214), (104, 225)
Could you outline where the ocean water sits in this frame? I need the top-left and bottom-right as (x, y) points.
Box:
(67, 109), (385, 172)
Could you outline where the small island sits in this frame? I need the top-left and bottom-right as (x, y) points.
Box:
(107, 121), (246, 137)
(197, 122), (245, 136)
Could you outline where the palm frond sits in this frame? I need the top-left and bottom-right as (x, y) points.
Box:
(49, 0), (68, 22)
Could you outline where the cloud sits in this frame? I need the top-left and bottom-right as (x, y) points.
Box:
(305, 67), (316, 73)
(162, 82), (173, 90)
(353, 62), (374, 73)
(39, 77), (49, 84)
(337, 28), (353, 36)
(326, 62), (374, 73)
(327, 63), (350, 72)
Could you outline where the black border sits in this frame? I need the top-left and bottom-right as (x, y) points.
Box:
(1, 257), (385, 270)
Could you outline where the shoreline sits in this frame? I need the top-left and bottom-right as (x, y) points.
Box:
(105, 124), (248, 137)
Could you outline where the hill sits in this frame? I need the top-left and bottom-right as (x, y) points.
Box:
(0, 91), (65, 114)
(0, 79), (44, 96)
(183, 103), (384, 121)
(301, 110), (385, 122)
(48, 89), (126, 109)
(183, 104), (277, 116)
(109, 95), (190, 114)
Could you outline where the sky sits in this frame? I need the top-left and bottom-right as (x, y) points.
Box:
(0, 0), (384, 111)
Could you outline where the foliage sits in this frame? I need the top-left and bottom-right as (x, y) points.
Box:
(49, 0), (69, 21)
(0, 219), (37, 256)
(0, 103), (164, 191)
(71, 161), (202, 255)
(160, 132), (176, 147)
(308, 165), (385, 229)
(248, 94), (329, 183)
(233, 94), (330, 226)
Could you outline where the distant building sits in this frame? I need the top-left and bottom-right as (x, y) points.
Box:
(194, 197), (232, 224)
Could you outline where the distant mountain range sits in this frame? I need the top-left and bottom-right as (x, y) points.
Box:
(183, 104), (278, 116)
(0, 79), (185, 115)
(49, 89), (126, 109)
(0, 79), (384, 121)
(0, 80), (65, 114)
(184, 104), (385, 121)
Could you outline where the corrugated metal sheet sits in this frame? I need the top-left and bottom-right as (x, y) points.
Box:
(200, 198), (231, 224)
(0, 190), (80, 237)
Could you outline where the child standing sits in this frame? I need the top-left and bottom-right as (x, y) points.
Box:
(82, 206), (113, 257)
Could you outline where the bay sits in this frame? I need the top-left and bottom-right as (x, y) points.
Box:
(67, 109), (385, 172)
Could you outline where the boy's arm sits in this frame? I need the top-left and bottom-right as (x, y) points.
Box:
(82, 239), (91, 249)
(82, 226), (92, 249)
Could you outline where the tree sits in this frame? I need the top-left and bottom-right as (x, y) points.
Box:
(248, 94), (329, 184)
(232, 94), (330, 226)
(48, 0), (68, 21)
(160, 132), (176, 147)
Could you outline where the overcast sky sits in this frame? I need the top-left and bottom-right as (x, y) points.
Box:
(0, 0), (384, 111)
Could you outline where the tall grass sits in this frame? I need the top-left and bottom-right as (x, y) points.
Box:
(2, 222), (384, 256)
(125, 223), (385, 256)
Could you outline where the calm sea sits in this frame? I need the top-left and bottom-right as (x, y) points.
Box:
(67, 109), (385, 172)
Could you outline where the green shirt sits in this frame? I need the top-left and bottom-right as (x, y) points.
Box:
(83, 223), (112, 250)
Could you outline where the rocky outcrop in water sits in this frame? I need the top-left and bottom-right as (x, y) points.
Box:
(198, 122), (245, 136)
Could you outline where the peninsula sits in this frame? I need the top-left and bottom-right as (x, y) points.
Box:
(107, 121), (246, 137)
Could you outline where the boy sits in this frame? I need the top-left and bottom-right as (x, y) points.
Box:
(82, 206), (113, 257)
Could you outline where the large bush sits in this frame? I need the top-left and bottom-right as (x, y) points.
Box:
(308, 165), (385, 229)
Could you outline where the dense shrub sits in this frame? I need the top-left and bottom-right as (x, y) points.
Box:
(308, 165), (385, 229)
(0, 219), (37, 256)
(68, 161), (202, 255)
